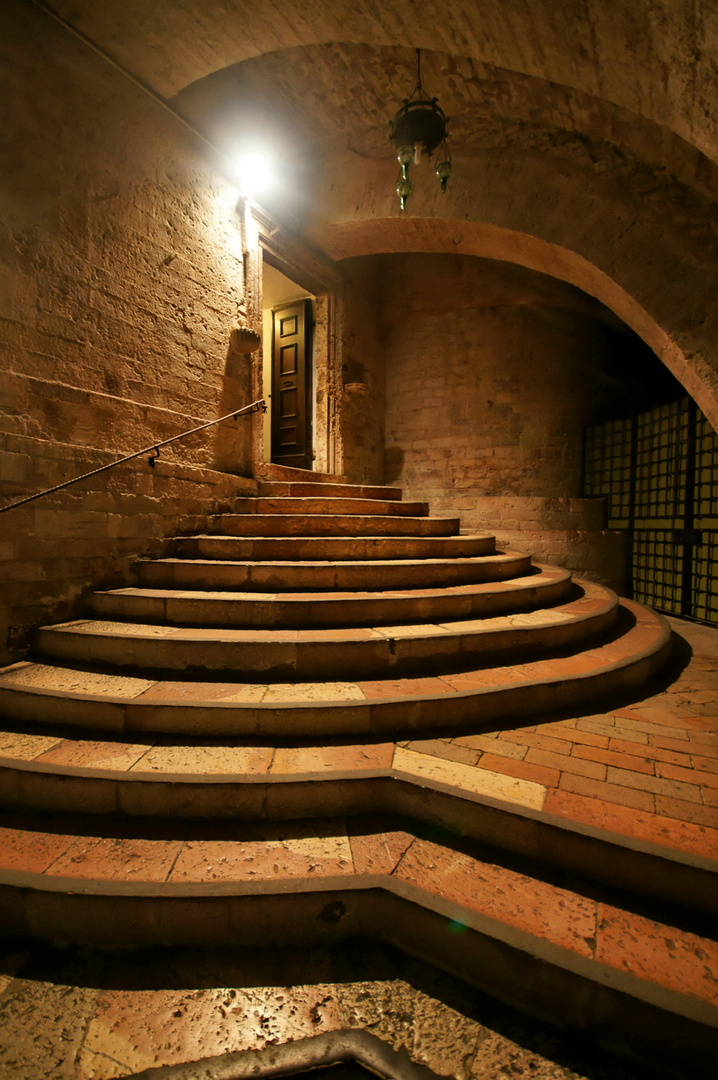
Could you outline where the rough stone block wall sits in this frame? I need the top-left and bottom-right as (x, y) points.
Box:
(336, 260), (386, 483)
(380, 256), (631, 498)
(0, 4), (258, 661)
(425, 495), (629, 592)
(350, 254), (655, 589)
(0, 462), (257, 664)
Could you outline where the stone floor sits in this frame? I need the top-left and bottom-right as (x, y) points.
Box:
(0, 615), (715, 1079)
(0, 941), (677, 1080)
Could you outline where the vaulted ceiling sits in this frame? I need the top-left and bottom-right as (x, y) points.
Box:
(37, 0), (718, 427)
(42, 0), (718, 163)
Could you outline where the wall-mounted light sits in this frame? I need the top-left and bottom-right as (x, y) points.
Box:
(232, 147), (277, 200)
(389, 49), (452, 211)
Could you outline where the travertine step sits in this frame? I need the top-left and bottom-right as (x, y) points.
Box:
(169, 534), (497, 562)
(257, 481), (404, 500)
(93, 564), (562, 629)
(216, 515), (460, 537)
(252, 462), (347, 484)
(134, 553), (532, 593)
(0, 811), (714, 1069)
(0, 732), (714, 917)
(231, 497), (429, 517)
(1, 467), (707, 1080)
(39, 583), (618, 679)
(131, 553), (545, 603)
(0, 599), (671, 736)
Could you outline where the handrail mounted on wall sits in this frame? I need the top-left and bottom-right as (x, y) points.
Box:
(0, 399), (266, 514)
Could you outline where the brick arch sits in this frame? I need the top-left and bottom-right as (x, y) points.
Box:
(306, 168), (718, 433)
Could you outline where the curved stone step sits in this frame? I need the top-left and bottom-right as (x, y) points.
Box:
(0, 812), (714, 1061)
(231, 497), (428, 517)
(0, 600), (671, 736)
(133, 551), (541, 595)
(41, 584), (618, 679)
(92, 563), (562, 630)
(169, 534), (497, 562)
(252, 462), (346, 484)
(215, 515), (460, 537)
(257, 481), (404, 500)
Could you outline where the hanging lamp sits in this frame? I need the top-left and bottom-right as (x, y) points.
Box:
(389, 48), (452, 211)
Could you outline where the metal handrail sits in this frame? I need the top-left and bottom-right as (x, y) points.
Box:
(0, 399), (266, 514)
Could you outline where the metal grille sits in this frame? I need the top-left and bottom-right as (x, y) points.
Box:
(693, 538), (718, 624)
(634, 400), (688, 526)
(695, 410), (718, 522)
(632, 529), (684, 616)
(583, 418), (633, 527)
(583, 397), (718, 627)
(692, 411), (718, 623)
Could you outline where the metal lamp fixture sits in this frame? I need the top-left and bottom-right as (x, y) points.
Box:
(389, 49), (452, 211)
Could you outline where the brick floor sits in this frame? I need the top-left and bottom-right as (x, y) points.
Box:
(431, 615), (718, 859)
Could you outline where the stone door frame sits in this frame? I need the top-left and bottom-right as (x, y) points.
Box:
(253, 204), (345, 475)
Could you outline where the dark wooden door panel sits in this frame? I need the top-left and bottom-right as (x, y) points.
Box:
(271, 299), (312, 469)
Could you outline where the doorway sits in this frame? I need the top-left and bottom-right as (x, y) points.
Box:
(262, 262), (315, 470)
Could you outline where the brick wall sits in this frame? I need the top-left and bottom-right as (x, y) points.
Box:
(341, 254), (655, 590)
(0, 5), (258, 662)
(337, 260), (385, 483)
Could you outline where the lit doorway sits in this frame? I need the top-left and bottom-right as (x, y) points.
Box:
(262, 262), (315, 469)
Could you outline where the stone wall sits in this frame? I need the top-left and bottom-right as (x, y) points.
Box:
(0, 4), (257, 662)
(379, 255), (631, 494)
(342, 254), (669, 590)
(336, 260), (386, 483)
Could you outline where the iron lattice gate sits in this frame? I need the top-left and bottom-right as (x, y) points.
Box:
(583, 397), (718, 626)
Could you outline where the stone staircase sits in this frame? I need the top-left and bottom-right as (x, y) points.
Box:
(0, 468), (716, 1076)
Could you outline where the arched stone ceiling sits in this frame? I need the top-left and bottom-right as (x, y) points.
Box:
(164, 37), (718, 427)
(44, 0), (718, 164)
(35, 1), (718, 426)
(172, 42), (717, 198)
(303, 142), (718, 430)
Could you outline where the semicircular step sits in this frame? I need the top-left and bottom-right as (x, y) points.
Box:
(215, 515), (460, 537)
(135, 551), (535, 593)
(0, 599), (671, 736)
(170, 534), (497, 561)
(255, 481), (403, 499)
(93, 564), (568, 628)
(40, 583), (618, 679)
(230, 497), (429, 516)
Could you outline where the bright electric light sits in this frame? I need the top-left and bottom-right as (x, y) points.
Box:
(232, 148), (276, 199)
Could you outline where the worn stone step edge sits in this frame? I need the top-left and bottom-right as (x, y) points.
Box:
(213, 515), (461, 538)
(0, 859), (716, 1041)
(0, 761), (714, 913)
(252, 463), (347, 484)
(168, 534), (497, 561)
(41, 588), (618, 679)
(132, 552), (537, 594)
(231, 498), (429, 517)
(0, 601), (672, 736)
(256, 482), (404, 500)
(96, 564), (566, 629)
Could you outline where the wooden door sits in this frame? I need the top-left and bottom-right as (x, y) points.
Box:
(271, 299), (312, 468)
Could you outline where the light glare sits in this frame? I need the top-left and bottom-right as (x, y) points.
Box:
(233, 149), (276, 199)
